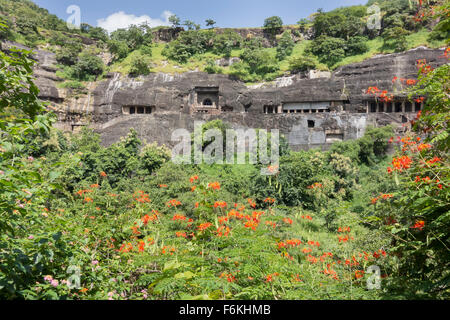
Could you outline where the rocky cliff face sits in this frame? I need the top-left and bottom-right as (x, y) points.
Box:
(3, 40), (446, 150)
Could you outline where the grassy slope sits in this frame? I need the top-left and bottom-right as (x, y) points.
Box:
(109, 28), (445, 81)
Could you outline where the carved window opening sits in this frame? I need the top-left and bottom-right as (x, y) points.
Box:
(395, 102), (403, 113)
(282, 102), (331, 114)
(203, 99), (213, 106)
(222, 106), (234, 112)
(386, 103), (393, 113)
(402, 116), (408, 123)
(379, 103), (384, 112)
(195, 87), (219, 110)
(264, 105), (278, 114)
(415, 102), (422, 112)
(123, 106), (154, 115)
(308, 120), (315, 128)
(405, 102), (412, 113)
(370, 102), (377, 113)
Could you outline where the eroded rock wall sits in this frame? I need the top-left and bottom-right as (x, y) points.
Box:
(3, 40), (446, 150)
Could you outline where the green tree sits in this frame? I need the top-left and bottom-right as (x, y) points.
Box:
(55, 47), (79, 66)
(183, 20), (198, 31)
(263, 16), (283, 37)
(71, 52), (104, 81)
(169, 14), (181, 28)
(205, 19), (216, 28)
(129, 53), (151, 77)
(345, 36), (369, 56)
(107, 40), (130, 61)
(288, 55), (317, 73)
(276, 31), (295, 60)
(307, 36), (346, 67)
(382, 27), (410, 52)
(212, 30), (242, 58)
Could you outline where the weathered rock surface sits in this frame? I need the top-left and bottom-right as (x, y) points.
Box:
(3, 40), (446, 150)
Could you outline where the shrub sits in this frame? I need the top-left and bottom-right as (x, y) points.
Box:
(212, 30), (242, 58)
(307, 36), (346, 67)
(263, 16), (283, 37)
(55, 48), (79, 66)
(345, 36), (369, 56)
(162, 30), (215, 63)
(288, 55), (317, 73)
(382, 27), (410, 52)
(129, 53), (151, 77)
(71, 52), (104, 81)
(107, 40), (130, 61)
(276, 31), (295, 61)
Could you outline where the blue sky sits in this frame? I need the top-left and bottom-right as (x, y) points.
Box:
(32, 0), (368, 32)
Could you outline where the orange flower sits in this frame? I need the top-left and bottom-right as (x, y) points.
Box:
(138, 241), (145, 253)
(244, 220), (259, 231)
(265, 273), (280, 283)
(411, 220), (425, 231)
(417, 143), (432, 152)
(208, 182), (221, 190)
(392, 156), (412, 171)
(132, 226), (141, 235)
(214, 201), (227, 209)
(264, 197), (275, 204)
(307, 183), (323, 189)
(355, 270), (365, 279)
(172, 214), (187, 221)
(265, 221), (277, 229)
(198, 222), (213, 232)
(100, 171), (107, 177)
(159, 184), (168, 188)
(190, 175), (199, 183)
(216, 226), (231, 237)
(218, 216), (229, 224)
(283, 218), (293, 225)
(176, 232), (187, 238)
(167, 199), (181, 207)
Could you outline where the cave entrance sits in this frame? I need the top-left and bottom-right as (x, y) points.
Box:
(123, 106), (155, 115)
(195, 87), (219, 109)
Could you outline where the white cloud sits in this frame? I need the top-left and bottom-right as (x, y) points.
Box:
(97, 10), (173, 33)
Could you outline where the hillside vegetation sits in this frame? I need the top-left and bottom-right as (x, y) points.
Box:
(0, 0), (448, 86)
(0, 1), (449, 301)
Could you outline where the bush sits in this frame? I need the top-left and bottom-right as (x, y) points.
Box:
(71, 52), (104, 81)
(55, 48), (79, 66)
(288, 55), (317, 73)
(107, 40), (130, 61)
(204, 58), (223, 74)
(0, 18), (14, 41)
(230, 48), (280, 81)
(276, 31), (295, 60)
(110, 24), (153, 52)
(345, 36), (369, 56)
(162, 30), (215, 63)
(382, 27), (410, 52)
(212, 30), (242, 58)
(129, 53), (151, 77)
(307, 36), (346, 67)
(263, 16), (283, 37)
